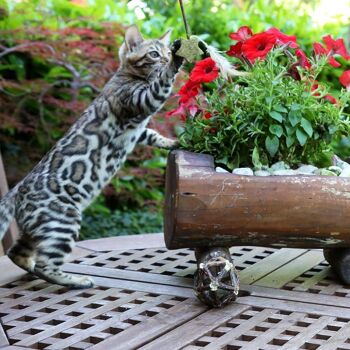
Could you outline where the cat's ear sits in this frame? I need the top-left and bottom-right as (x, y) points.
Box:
(125, 25), (144, 51)
(159, 30), (172, 46)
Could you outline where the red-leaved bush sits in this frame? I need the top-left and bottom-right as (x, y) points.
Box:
(0, 23), (123, 183)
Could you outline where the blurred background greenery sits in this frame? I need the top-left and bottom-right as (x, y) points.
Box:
(0, 0), (349, 239)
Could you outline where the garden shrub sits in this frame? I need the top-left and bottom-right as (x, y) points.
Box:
(0, 22), (122, 180)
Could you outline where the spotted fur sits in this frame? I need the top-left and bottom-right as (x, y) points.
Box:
(0, 26), (183, 288)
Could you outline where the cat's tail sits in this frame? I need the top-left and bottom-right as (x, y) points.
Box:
(0, 191), (16, 241)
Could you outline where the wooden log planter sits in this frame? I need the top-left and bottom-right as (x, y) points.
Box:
(164, 150), (350, 307)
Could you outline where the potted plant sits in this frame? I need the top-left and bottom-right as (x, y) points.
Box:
(164, 26), (350, 307)
(168, 26), (350, 172)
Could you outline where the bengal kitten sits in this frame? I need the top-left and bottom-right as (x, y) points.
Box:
(0, 25), (183, 288)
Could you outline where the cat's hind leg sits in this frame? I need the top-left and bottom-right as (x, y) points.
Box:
(7, 235), (36, 273)
(32, 206), (94, 289)
(34, 256), (94, 289)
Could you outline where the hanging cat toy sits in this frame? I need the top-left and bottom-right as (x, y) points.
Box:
(175, 0), (246, 79)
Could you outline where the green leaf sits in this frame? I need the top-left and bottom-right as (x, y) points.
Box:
(252, 146), (262, 169)
(269, 111), (283, 122)
(291, 103), (302, 111)
(269, 124), (283, 138)
(274, 105), (288, 113)
(47, 66), (72, 80)
(296, 128), (308, 146)
(8, 55), (25, 81)
(120, 175), (134, 181)
(300, 118), (313, 137)
(216, 155), (229, 165)
(286, 135), (295, 148)
(265, 135), (279, 157)
(265, 96), (273, 104)
(328, 125), (338, 134)
(285, 125), (295, 136)
(288, 110), (301, 127)
(174, 124), (185, 137)
(231, 154), (240, 169)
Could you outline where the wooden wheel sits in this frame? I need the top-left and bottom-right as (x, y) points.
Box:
(324, 248), (350, 285)
(193, 247), (240, 308)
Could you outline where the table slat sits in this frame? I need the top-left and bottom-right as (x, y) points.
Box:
(90, 299), (205, 350)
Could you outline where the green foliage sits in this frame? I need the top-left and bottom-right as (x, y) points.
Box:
(2, 0), (348, 50)
(0, 0), (136, 31)
(179, 49), (350, 169)
(105, 148), (168, 211)
(80, 209), (163, 240)
(143, 0), (349, 51)
(333, 135), (350, 159)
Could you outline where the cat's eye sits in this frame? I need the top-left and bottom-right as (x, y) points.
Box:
(149, 51), (160, 58)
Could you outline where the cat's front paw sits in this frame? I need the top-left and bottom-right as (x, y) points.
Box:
(171, 39), (184, 70)
(171, 39), (182, 53)
(163, 138), (179, 150)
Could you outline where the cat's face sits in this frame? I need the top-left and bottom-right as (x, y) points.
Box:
(119, 25), (172, 79)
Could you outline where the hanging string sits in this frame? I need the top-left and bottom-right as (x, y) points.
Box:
(178, 0), (190, 39)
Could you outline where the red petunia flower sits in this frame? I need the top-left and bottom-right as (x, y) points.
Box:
(311, 82), (321, 97)
(229, 26), (253, 41)
(227, 41), (243, 58)
(266, 27), (298, 48)
(178, 80), (200, 104)
(324, 94), (338, 104)
(166, 101), (199, 120)
(287, 50), (311, 80)
(339, 70), (350, 90)
(166, 104), (187, 119)
(295, 49), (311, 69)
(241, 33), (276, 62)
(313, 42), (341, 68)
(288, 63), (301, 80)
(329, 57), (342, 68)
(310, 82), (338, 104)
(188, 104), (199, 116)
(313, 42), (327, 56)
(323, 35), (350, 60)
(189, 57), (219, 83)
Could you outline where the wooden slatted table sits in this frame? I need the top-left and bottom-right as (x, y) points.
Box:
(1, 233), (350, 350)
